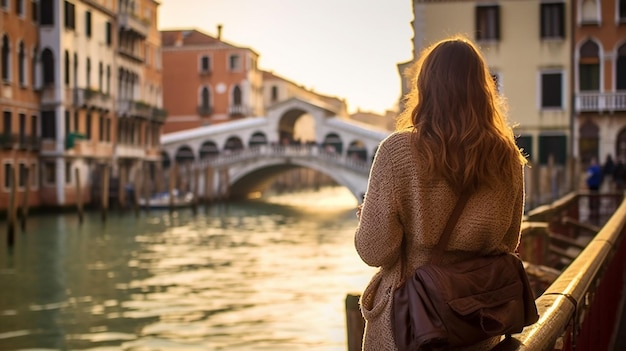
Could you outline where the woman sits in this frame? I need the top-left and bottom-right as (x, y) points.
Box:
(354, 35), (528, 350)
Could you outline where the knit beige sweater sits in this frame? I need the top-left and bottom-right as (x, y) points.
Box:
(355, 130), (525, 351)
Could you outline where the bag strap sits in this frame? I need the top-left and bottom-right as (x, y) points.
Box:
(430, 191), (470, 265)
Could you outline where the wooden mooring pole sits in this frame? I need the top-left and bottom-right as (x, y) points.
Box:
(101, 164), (110, 222)
(169, 162), (177, 213)
(20, 167), (30, 231)
(75, 168), (83, 224)
(204, 166), (213, 208)
(192, 166), (199, 215)
(345, 293), (364, 351)
(7, 165), (17, 246)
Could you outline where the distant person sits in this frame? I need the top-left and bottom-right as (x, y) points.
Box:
(613, 157), (625, 191)
(587, 157), (602, 220)
(354, 35), (528, 351)
(603, 154), (615, 190)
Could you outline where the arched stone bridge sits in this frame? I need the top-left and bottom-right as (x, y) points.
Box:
(160, 97), (391, 201)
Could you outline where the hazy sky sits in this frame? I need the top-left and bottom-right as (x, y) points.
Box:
(157, 0), (414, 115)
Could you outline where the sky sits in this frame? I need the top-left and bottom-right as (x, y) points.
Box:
(157, 0), (414, 115)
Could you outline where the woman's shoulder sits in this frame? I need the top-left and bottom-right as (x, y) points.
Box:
(379, 129), (413, 152)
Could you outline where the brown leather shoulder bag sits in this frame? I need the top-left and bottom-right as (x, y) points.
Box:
(392, 192), (539, 350)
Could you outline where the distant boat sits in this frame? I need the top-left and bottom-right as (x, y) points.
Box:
(138, 190), (194, 209)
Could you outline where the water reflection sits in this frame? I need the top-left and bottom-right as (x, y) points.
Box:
(0, 186), (375, 351)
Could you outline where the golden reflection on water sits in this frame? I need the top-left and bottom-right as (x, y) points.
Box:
(0, 186), (375, 351)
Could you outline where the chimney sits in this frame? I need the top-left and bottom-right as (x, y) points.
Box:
(217, 24), (222, 40)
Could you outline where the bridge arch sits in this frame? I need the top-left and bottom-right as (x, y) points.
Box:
(226, 155), (367, 202)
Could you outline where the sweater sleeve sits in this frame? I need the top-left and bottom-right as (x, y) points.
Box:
(354, 142), (404, 268)
(503, 166), (525, 252)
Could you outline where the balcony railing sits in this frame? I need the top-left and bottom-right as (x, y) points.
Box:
(197, 106), (213, 117)
(228, 104), (250, 116)
(118, 12), (149, 38)
(0, 133), (40, 150)
(117, 100), (152, 119)
(73, 88), (113, 111)
(575, 92), (626, 113)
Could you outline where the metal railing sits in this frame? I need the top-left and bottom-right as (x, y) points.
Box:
(195, 144), (371, 174)
(493, 194), (626, 351)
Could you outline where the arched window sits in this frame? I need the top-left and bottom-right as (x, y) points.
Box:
(579, 40), (600, 91)
(86, 57), (91, 87)
(18, 41), (25, 85)
(617, 44), (626, 90)
(64, 50), (70, 86)
(2, 35), (10, 81)
(233, 85), (242, 105)
(201, 87), (210, 108)
(41, 48), (55, 85)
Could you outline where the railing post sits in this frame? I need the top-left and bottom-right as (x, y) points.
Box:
(345, 293), (364, 351)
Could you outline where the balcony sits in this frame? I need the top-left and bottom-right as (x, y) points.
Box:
(0, 133), (40, 151)
(117, 100), (153, 119)
(73, 88), (113, 111)
(197, 106), (213, 117)
(228, 104), (250, 116)
(118, 12), (149, 38)
(575, 92), (626, 113)
(152, 107), (168, 123)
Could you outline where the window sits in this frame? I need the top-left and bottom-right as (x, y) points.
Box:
(64, 1), (75, 30)
(43, 162), (55, 184)
(618, 44), (626, 90)
(85, 11), (92, 37)
(541, 72), (563, 108)
(41, 110), (56, 139)
(31, 0), (38, 22)
(516, 135), (533, 160)
(2, 35), (10, 82)
(200, 55), (210, 72)
(475, 5), (500, 41)
(233, 85), (242, 105)
(3, 110), (12, 134)
(40, 0), (53, 25)
(98, 62), (103, 91)
(201, 87), (210, 108)
(540, 3), (564, 39)
(105, 21), (112, 46)
(19, 163), (26, 187)
(229, 54), (240, 71)
(16, 0), (23, 16)
(271, 86), (278, 101)
(18, 41), (25, 86)
(106, 65), (110, 94)
(65, 161), (71, 184)
(579, 40), (600, 91)
(31, 115), (37, 137)
(73, 111), (78, 133)
(1, 0), (7, 9)
(86, 57), (91, 87)
(41, 48), (55, 85)
(98, 115), (104, 141)
(30, 163), (36, 188)
(64, 110), (70, 136)
(18, 113), (25, 143)
(85, 112), (91, 139)
(539, 134), (567, 165)
(4, 164), (12, 189)
(64, 51), (70, 86)
(620, 0), (626, 22)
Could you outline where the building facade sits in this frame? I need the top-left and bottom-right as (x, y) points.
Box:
(0, 0), (165, 211)
(161, 28), (264, 134)
(401, 0), (572, 205)
(573, 0), (626, 170)
(0, 0), (41, 210)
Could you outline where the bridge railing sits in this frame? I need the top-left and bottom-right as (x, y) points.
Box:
(195, 145), (372, 174)
(493, 193), (626, 351)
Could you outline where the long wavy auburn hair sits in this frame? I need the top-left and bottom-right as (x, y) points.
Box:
(396, 35), (527, 193)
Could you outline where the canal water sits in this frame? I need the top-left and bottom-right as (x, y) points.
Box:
(0, 186), (376, 351)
